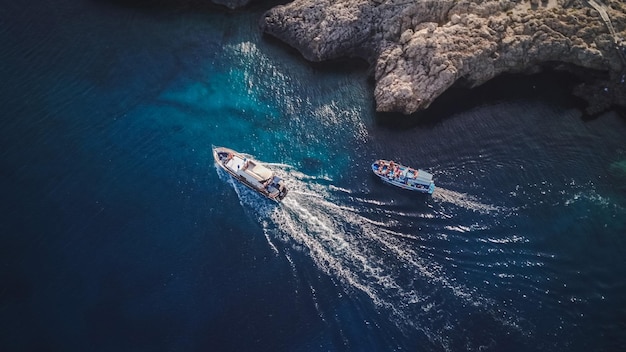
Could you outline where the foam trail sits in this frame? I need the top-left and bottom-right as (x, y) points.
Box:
(214, 163), (526, 347)
(432, 187), (504, 214)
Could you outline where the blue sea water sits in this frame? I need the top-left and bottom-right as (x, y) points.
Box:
(1, 1), (626, 351)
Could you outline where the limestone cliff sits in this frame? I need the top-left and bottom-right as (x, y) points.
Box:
(261, 0), (626, 114)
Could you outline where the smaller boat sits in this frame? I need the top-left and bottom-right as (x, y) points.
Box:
(213, 146), (288, 202)
(371, 159), (435, 194)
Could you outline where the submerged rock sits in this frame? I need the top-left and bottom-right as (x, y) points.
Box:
(261, 0), (626, 114)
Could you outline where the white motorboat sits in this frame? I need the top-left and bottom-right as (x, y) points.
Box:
(213, 146), (288, 202)
(372, 159), (435, 194)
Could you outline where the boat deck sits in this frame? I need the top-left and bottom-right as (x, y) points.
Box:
(226, 155), (245, 172)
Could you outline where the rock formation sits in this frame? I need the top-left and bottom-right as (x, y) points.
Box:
(260, 0), (626, 114)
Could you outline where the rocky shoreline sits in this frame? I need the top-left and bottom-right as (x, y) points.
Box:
(221, 0), (626, 115)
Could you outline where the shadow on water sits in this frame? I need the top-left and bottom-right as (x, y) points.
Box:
(375, 69), (589, 130)
(90, 0), (222, 11)
(91, 0), (290, 12)
(307, 57), (371, 75)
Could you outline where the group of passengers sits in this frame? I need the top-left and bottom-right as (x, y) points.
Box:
(378, 160), (418, 180)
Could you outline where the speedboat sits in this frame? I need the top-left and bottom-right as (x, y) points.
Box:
(213, 146), (288, 202)
(371, 159), (435, 194)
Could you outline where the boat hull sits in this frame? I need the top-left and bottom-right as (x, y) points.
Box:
(371, 160), (435, 194)
(213, 146), (288, 202)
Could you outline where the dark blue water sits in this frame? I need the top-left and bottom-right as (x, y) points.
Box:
(2, 1), (625, 351)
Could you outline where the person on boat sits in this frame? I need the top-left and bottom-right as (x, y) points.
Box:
(381, 161), (391, 175)
(394, 165), (402, 178)
(386, 161), (395, 178)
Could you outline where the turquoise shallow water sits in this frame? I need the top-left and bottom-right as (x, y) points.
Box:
(1, 1), (626, 351)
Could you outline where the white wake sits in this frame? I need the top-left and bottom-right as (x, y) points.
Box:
(432, 187), (506, 214)
(215, 163), (526, 348)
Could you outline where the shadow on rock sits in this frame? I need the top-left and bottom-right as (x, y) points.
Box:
(375, 69), (589, 130)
